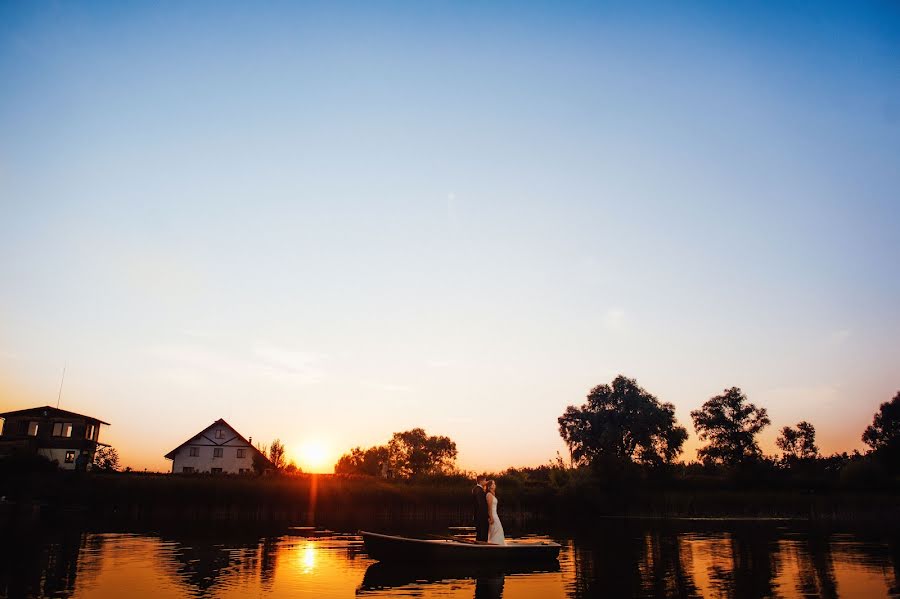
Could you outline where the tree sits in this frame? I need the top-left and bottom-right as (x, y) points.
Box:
(93, 446), (120, 472)
(335, 429), (457, 478)
(269, 439), (287, 471)
(558, 375), (688, 466)
(776, 421), (819, 463)
(691, 387), (770, 466)
(862, 391), (900, 473)
(388, 428), (458, 478)
(334, 445), (390, 476)
(862, 391), (900, 451)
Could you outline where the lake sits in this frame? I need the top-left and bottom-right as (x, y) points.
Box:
(1, 520), (897, 598)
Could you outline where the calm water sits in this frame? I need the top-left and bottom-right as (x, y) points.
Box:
(1, 521), (898, 598)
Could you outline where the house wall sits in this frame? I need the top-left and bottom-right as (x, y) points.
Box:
(170, 443), (254, 474)
(37, 447), (84, 470)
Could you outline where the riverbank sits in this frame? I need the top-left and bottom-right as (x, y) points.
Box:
(2, 471), (898, 526)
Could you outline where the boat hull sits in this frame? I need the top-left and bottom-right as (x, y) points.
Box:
(360, 531), (561, 563)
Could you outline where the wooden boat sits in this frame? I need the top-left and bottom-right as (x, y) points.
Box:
(360, 531), (561, 563)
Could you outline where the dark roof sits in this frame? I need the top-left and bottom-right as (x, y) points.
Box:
(0, 405), (110, 426)
(163, 418), (272, 464)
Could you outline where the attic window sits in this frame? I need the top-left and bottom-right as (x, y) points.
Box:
(215, 429), (225, 439)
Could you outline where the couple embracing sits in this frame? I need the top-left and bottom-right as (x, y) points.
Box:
(471, 475), (505, 545)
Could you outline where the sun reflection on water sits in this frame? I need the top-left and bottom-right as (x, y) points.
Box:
(296, 542), (316, 574)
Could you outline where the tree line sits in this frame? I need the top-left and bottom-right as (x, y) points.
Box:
(558, 375), (900, 475)
(335, 375), (900, 482)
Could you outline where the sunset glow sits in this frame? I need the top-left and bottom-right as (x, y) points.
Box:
(297, 441), (332, 474)
(0, 1), (897, 474)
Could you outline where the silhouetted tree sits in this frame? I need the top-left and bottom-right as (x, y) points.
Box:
(777, 421), (819, 463)
(388, 428), (457, 477)
(691, 387), (770, 466)
(268, 439), (287, 471)
(334, 445), (390, 476)
(558, 375), (687, 466)
(862, 391), (900, 472)
(93, 446), (120, 472)
(863, 391), (900, 451)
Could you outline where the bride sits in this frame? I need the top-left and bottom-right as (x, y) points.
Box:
(486, 480), (505, 545)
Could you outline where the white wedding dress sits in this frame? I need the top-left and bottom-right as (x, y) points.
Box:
(486, 493), (506, 545)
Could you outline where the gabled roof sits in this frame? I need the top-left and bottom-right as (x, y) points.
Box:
(163, 418), (272, 465)
(0, 405), (110, 425)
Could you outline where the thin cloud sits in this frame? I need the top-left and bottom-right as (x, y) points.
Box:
(149, 343), (326, 387)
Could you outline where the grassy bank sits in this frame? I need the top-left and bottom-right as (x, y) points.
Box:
(2, 469), (898, 526)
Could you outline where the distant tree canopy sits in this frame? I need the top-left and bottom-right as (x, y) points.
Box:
(389, 428), (457, 477)
(558, 375), (688, 466)
(334, 428), (457, 478)
(335, 445), (391, 476)
(776, 421), (819, 462)
(691, 387), (770, 466)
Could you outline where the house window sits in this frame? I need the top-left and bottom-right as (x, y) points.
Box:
(211, 467), (223, 474)
(65, 451), (76, 463)
(27, 421), (39, 436)
(215, 429), (225, 439)
(236, 449), (246, 458)
(189, 447), (199, 457)
(182, 466), (194, 473)
(52, 423), (73, 437)
(0, 418), (4, 436)
(238, 468), (248, 474)
(213, 448), (223, 458)
(86, 424), (96, 440)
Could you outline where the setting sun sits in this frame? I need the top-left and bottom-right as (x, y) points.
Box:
(297, 440), (331, 473)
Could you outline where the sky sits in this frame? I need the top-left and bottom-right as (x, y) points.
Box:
(0, 1), (898, 473)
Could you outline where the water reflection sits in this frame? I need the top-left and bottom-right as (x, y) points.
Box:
(358, 560), (562, 598)
(0, 523), (897, 598)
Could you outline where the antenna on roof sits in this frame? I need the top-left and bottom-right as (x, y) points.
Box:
(56, 364), (67, 409)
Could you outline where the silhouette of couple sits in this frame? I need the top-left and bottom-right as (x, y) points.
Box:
(471, 475), (505, 545)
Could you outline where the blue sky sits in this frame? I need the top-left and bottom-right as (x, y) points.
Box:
(1, 1), (898, 471)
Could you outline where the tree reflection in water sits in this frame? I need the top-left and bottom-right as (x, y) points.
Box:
(0, 526), (103, 598)
(570, 521), (701, 598)
(794, 529), (838, 598)
(0, 523), (898, 598)
(160, 529), (281, 597)
(707, 525), (782, 598)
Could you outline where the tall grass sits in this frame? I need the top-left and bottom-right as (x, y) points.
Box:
(2, 468), (897, 525)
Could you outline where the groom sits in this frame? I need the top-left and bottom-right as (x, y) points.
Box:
(472, 475), (489, 542)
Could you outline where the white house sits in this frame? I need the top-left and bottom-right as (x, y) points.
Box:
(164, 418), (271, 474)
